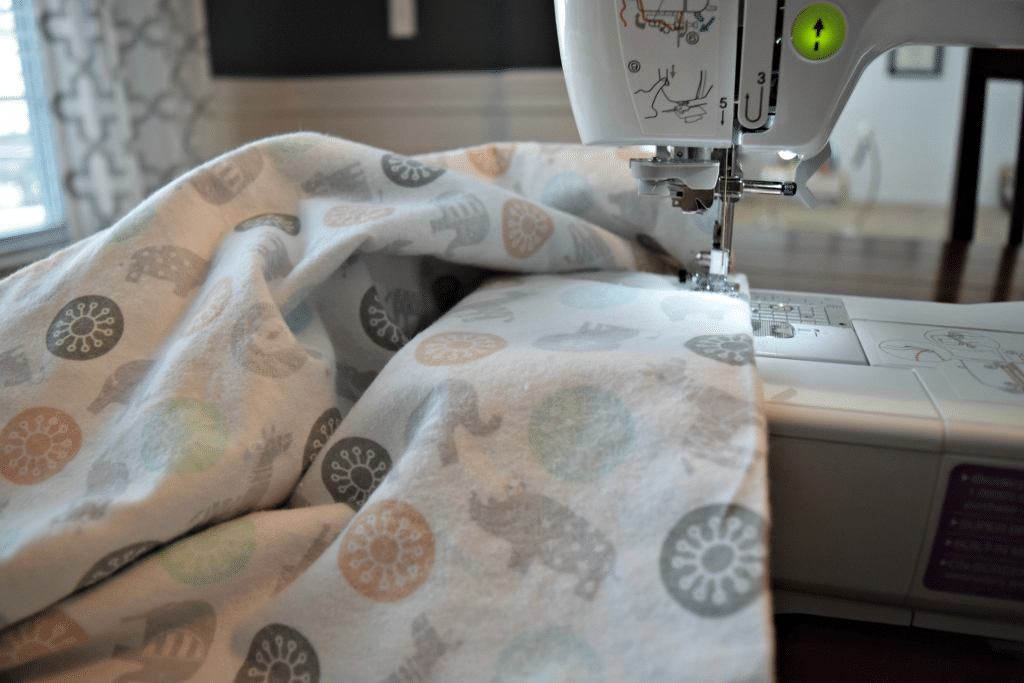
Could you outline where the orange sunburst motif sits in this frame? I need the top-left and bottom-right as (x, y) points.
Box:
(0, 609), (88, 667)
(338, 500), (434, 602)
(501, 199), (554, 259)
(415, 332), (507, 366)
(1, 407), (83, 485)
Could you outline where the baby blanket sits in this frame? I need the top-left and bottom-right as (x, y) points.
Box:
(0, 134), (771, 681)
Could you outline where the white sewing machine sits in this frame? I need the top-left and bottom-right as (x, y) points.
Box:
(555, 0), (1024, 641)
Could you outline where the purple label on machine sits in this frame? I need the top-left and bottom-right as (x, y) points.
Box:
(923, 464), (1024, 602)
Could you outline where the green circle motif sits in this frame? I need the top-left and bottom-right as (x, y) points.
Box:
(140, 398), (230, 474)
(491, 627), (602, 683)
(160, 518), (257, 587)
(529, 386), (634, 483)
(791, 3), (847, 60)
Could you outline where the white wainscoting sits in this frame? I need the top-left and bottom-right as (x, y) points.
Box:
(207, 69), (580, 156)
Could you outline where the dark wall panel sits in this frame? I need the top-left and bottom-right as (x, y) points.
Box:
(205, 0), (562, 76)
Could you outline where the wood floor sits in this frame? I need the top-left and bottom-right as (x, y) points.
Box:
(733, 199), (1023, 303)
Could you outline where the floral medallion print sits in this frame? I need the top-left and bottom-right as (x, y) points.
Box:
(660, 504), (766, 617)
(338, 500), (435, 602)
(467, 143), (515, 178)
(161, 518), (257, 587)
(46, 295), (124, 361)
(235, 624), (320, 683)
(529, 386), (634, 483)
(231, 303), (308, 378)
(302, 407), (343, 470)
(0, 609), (88, 668)
(502, 199), (555, 259)
(234, 213), (301, 235)
(684, 334), (755, 366)
(415, 332), (507, 367)
(359, 287), (408, 351)
(76, 540), (161, 590)
(321, 436), (392, 510)
(381, 153), (446, 188)
(1, 407), (83, 485)
(491, 627), (603, 683)
(322, 204), (395, 229)
(140, 398), (229, 474)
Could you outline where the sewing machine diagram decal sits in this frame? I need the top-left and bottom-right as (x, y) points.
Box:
(876, 327), (1024, 396)
(616, 0), (734, 138)
(620, 0), (718, 45)
(634, 65), (712, 122)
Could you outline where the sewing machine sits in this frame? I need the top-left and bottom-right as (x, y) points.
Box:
(555, 0), (1024, 641)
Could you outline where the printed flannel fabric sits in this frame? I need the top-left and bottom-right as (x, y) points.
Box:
(0, 134), (771, 682)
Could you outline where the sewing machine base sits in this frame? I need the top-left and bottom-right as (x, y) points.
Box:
(753, 289), (1024, 642)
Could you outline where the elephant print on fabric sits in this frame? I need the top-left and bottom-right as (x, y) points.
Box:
(684, 334), (755, 366)
(273, 524), (339, 596)
(469, 491), (615, 600)
(501, 199), (554, 259)
(190, 427), (293, 527)
(47, 295), (124, 361)
(302, 162), (373, 201)
(467, 143), (515, 178)
(88, 359), (155, 414)
(0, 346), (33, 387)
(381, 154), (446, 188)
(0, 609), (89, 668)
(302, 407), (343, 471)
(450, 291), (527, 324)
(660, 504), (766, 618)
(321, 436), (392, 509)
(338, 500), (435, 603)
(1, 407), (83, 485)
(183, 277), (233, 337)
(335, 363), (378, 403)
(405, 379), (501, 466)
(534, 323), (641, 353)
(430, 191), (490, 257)
(76, 540), (162, 590)
(111, 601), (216, 683)
(190, 147), (263, 205)
(231, 303), (307, 378)
(235, 624), (320, 683)
(234, 213), (301, 236)
(254, 235), (293, 281)
(381, 614), (461, 683)
(126, 246), (210, 297)
(491, 627), (602, 683)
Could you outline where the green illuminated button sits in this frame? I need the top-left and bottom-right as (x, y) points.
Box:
(792, 3), (847, 60)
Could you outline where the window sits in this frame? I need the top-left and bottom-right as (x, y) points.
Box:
(0, 0), (66, 267)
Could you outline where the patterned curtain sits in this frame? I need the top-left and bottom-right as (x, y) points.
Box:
(33, 0), (213, 240)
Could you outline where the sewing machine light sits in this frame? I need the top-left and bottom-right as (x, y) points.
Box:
(778, 151), (799, 161)
(791, 3), (848, 61)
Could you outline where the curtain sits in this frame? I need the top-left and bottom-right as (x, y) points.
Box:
(33, 0), (213, 241)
